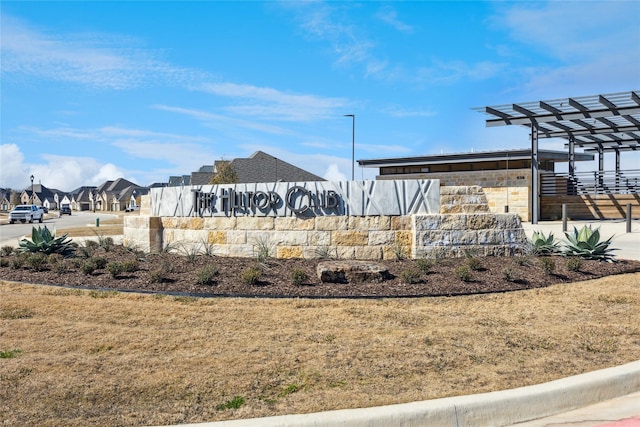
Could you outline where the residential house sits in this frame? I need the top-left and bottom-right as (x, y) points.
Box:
(21, 184), (68, 210)
(0, 190), (10, 211)
(175, 151), (325, 186)
(69, 186), (97, 211)
(108, 185), (149, 211)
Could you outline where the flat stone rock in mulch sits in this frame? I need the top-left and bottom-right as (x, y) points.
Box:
(317, 260), (391, 283)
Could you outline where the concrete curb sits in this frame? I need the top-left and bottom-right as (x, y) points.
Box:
(169, 360), (640, 427)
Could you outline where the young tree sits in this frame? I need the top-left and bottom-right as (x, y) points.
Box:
(210, 161), (238, 184)
(10, 190), (21, 207)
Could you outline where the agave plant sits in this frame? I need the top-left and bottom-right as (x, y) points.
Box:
(563, 225), (617, 262)
(18, 226), (76, 258)
(530, 230), (560, 255)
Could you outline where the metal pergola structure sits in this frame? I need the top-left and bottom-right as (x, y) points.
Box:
(475, 90), (640, 223)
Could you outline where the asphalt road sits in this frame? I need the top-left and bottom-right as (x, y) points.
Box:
(0, 211), (117, 245)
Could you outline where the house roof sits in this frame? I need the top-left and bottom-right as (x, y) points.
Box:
(358, 148), (594, 168)
(168, 175), (191, 186)
(230, 151), (325, 183)
(24, 184), (66, 202)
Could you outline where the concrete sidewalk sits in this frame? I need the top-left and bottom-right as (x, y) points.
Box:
(506, 391), (640, 427)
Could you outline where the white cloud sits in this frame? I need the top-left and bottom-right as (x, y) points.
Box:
(0, 144), (131, 191)
(490, 2), (640, 95)
(152, 104), (291, 135)
(375, 5), (414, 33)
(111, 139), (218, 173)
(0, 144), (28, 189)
(323, 163), (347, 181)
(494, 2), (639, 60)
(1, 15), (203, 90)
(196, 82), (349, 121)
(384, 106), (437, 118)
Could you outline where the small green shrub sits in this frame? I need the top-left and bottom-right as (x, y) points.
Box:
(107, 262), (124, 278)
(415, 258), (434, 274)
(48, 253), (64, 264)
(566, 257), (583, 272)
(149, 264), (172, 283)
(78, 240), (99, 258)
(81, 260), (97, 275)
(26, 253), (48, 271)
(196, 265), (219, 286)
(466, 257), (483, 271)
(540, 257), (556, 275)
(391, 243), (408, 261)
(455, 266), (472, 282)
(502, 267), (519, 282)
(399, 268), (421, 284)
(242, 265), (262, 285)
(11, 255), (26, 270)
(0, 258), (9, 268)
(122, 260), (139, 273)
(1, 245), (14, 256)
(216, 396), (245, 411)
(97, 235), (114, 252)
(290, 268), (309, 285)
(54, 261), (69, 274)
(92, 257), (108, 270)
(515, 256), (532, 267)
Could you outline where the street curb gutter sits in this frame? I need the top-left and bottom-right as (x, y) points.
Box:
(169, 360), (640, 427)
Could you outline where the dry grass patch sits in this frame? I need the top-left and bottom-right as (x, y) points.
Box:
(1, 273), (639, 426)
(56, 215), (124, 238)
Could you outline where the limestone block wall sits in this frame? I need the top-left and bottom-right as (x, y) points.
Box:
(440, 186), (490, 214)
(413, 213), (528, 258)
(126, 215), (413, 260)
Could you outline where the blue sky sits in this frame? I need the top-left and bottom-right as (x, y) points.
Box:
(2, 1), (639, 192)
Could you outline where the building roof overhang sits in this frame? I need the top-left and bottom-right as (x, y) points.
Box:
(474, 90), (640, 151)
(358, 149), (593, 168)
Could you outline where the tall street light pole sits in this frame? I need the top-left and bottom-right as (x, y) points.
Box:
(30, 175), (34, 205)
(344, 114), (355, 180)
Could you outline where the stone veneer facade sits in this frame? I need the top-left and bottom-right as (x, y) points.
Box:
(124, 185), (528, 259)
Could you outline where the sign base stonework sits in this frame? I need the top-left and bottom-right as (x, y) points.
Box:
(124, 182), (528, 259)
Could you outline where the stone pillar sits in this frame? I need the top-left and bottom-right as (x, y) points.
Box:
(123, 216), (163, 253)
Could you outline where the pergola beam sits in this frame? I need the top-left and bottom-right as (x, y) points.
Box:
(485, 105), (640, 127)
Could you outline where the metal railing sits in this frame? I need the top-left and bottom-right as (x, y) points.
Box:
(541, 169), (640, 196)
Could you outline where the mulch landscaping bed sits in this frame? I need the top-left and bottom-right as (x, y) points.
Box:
(2, 245), (639, 298)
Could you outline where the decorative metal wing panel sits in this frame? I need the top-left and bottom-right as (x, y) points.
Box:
(150, 179), (440, 217)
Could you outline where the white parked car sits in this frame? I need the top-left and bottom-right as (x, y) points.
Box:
(9, 205), (44, 224)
